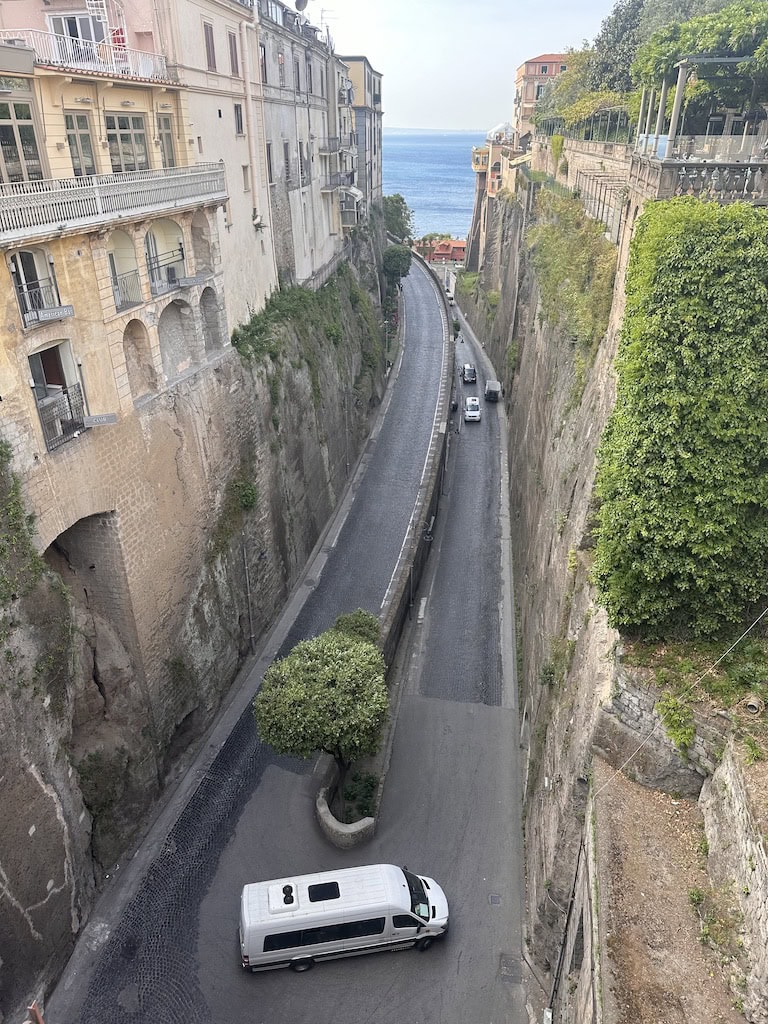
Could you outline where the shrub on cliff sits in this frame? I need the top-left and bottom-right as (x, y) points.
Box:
(593, 199), (768, 637)
(527, 191), (616, 351)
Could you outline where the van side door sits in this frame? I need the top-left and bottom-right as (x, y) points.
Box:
(391, 913), (425, 946)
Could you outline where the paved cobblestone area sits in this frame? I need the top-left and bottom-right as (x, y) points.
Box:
(77, 710), (304, 1023)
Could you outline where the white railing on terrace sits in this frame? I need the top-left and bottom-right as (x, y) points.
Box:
(0, 164), (227, 244)
(637, 132), (768, 163)
(0, 29), (170, 81)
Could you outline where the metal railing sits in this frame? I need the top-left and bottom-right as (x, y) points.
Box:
(111, 267), (143, 310)
(147, 247), (185, 296)
(319, 137), (340, 154)
(15, 276), (74, 327)
(36, 382), (86, 452)
(636, 132), (768, 163)
(0, 28), (170, 80)
(0, 164), (228, 245)
(321, 170), (355, 191)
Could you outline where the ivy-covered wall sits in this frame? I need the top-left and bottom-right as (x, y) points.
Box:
(594, 199), (768, 638)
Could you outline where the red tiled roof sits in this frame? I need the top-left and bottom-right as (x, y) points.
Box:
(527, 53), (568, 63)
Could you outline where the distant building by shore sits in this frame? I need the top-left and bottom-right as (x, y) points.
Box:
(413, 238), (466, 263)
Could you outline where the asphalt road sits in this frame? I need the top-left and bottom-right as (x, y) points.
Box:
(47, 265), (525, 1024)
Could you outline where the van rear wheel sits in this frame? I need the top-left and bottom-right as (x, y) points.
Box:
(417, 936), (434, 952)
(290, 958), (314, 972)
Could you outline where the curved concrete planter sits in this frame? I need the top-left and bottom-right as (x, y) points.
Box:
(314, 755), (375, 848)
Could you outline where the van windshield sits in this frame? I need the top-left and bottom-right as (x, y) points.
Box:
(402, 868), (429, 921)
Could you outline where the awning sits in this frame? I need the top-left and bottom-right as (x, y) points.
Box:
(340, 185), (364, 202)
(507, 154), (531, 168)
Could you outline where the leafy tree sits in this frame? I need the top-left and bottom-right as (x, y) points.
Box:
(382, 193), (414, 241)
(589, 0), (645, 92)
(638, 0), (732, 42)
(593, 199), (768, 638)
(633, 1), (768, 116)
(333, 608), (381, 647)
(253, 623), (388, 787)
(382, 244), (413, 286)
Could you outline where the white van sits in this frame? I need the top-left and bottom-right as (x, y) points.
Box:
(239, 863), (449, 972)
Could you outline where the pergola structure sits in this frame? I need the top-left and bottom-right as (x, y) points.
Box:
(635, 54), (760, 160)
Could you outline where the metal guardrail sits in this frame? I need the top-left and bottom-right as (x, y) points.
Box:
(0, 28), (169, 80)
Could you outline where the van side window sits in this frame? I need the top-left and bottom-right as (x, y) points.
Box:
(263, 917), (386, 952)
(393, 914), (418, 928)
(308, 881), (340, 902)
(344, 917), (386, 939)
(264, 929), (303, 951)
(302, 922), (346, 945)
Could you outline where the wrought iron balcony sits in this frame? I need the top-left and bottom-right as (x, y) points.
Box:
(321, 170), (356, 192)
(0, 29), (171, 81)
(35, 382), (86, 452)
(147, 247), (186, 296)
(16, 277), (74, 328)
(0, 164), (228, 246)
(112, 268), (143, 310)
(319, 137), (340, 154)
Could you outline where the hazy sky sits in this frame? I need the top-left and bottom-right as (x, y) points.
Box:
(310, 0), (616, 130)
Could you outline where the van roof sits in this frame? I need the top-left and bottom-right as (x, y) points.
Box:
(241, 864), (409, 929)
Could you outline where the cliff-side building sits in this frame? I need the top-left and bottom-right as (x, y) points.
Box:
(338, 55), (383, 211)
(513, 53), (568, 149)
(255, 0), (358, 286)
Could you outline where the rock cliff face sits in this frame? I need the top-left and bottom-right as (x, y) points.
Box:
(0, 236), (386, 1016)
(460, 183), (768, 1022)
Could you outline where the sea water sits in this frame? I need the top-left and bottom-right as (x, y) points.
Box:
(383, 128), (486, 240)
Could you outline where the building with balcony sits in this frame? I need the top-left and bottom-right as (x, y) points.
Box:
(513, 53), (568, 149)
(0, 5), (242, 815)
(255, 0), (358, 285)
(466, 123), (522, 272)
(338, 55), (383, 209)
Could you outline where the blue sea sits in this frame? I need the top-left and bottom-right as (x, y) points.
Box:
(383, 128), (485, 239)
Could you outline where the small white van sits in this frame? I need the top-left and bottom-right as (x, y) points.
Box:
(239, 863), (449, 972)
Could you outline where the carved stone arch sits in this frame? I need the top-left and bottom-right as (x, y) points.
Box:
(122, 318), (157, 399)
(199, 287), (224, 353)
(157, 298), (196, 380)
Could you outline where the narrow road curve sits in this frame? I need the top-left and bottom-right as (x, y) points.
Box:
(48, 258), (451, 1024)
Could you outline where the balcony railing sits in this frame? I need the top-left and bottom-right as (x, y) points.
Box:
(147, 247), (186, 296)
(636, 132), (768, 163)
(112, 267), (143, 310)
(321, 170), (356, 192)
(319, 137), (340, 154)
(0, 164), (228, 245)
(36, 382), (86, 452)
(0, 29), (170, 81)
(16, 277), (74, 327)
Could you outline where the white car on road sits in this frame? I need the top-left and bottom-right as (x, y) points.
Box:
(464, 396), (481, 422)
